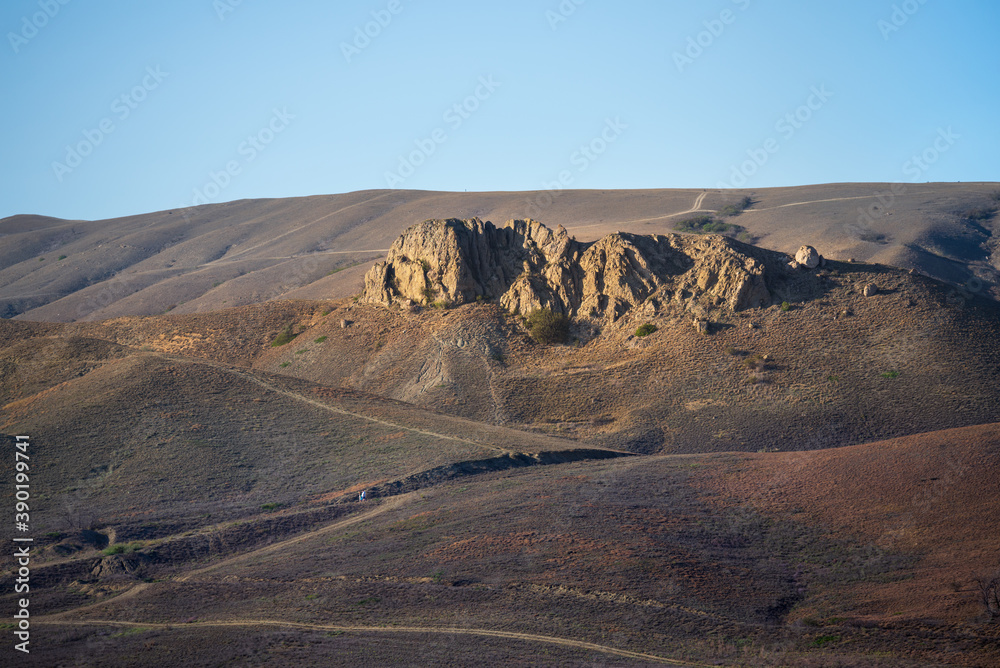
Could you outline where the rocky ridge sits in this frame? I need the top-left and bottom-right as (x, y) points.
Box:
(362, 218), (822, 320)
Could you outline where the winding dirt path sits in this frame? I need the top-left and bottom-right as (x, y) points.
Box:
(743, 194), (879, 212)
(35, 618), (714, 666)
(176, 495), (408, 582)
(156, 354), (508, 455)
(567, 190), (713, 232)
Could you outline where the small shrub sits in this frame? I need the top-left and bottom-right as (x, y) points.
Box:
(828, 375), (840, 382)
(295, 349), (308, 355)
(102, 542), (141, 556)
(526, 308), (571, 344)
(261, 503), (281, 511)
(279, 361), (291, 368)
(780, 301), (791, 312)
(975, 570), (1000, 619)
(960, 206), (997, 222)
(58, 254), (67, 260)
(635, 323), (657, 337)
(431, 300), (449, 309)
(321, 309), (331, 316)
(718, 196), (754, 217)
(880, 370), (900, 379)
(314, 336), (328, 343)
(271, 324), (298, 347)
(811, 635), (841, 647)
(46, 531), (64, 539)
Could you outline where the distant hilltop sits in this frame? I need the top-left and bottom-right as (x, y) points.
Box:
(362, 218), (827, 320)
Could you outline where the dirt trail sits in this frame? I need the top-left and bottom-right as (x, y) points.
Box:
(35, 618), (712, 666)
(568, 191), (712, 231)
(744, 194), (878, 211)
(157, 354), (508, 455)
(207, 191), (396, 265)
(176, 495), (408, 582)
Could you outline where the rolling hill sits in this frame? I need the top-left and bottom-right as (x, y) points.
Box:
(2, 186), (999, 666)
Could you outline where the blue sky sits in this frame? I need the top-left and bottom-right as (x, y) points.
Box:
(1, 0), (997, 221)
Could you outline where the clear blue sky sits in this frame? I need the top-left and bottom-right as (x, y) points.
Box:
(2, 0), (997, 221)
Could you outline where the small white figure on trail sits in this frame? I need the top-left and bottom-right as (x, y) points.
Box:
(359, 490), (366, 502)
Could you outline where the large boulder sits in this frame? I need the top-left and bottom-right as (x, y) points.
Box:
(795, 245), (822, 269)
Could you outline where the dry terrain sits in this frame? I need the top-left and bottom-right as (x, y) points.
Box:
(1, 186), (999, 666)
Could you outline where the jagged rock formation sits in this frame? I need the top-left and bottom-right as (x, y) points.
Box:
(362, 218), (806, 320)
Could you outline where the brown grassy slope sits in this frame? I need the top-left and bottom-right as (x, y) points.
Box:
(0, 348), (603, 542)
(40, 425), (1000, 666)
(2, 183), (996, 321)
(693, 422), (1000, 625)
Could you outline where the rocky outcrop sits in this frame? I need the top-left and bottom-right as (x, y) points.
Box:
(362, 218), (804, 320)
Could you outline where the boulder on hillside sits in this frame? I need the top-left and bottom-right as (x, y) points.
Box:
(795, 245), (822, 269)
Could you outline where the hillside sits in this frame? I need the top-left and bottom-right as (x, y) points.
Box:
(1, 183), (997, 322)
(4, 423), (998, 666)
(2, 196), (999, 666)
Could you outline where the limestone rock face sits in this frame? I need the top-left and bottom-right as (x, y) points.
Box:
(795, 245), (821, 269)
(362, 218), (796, 319)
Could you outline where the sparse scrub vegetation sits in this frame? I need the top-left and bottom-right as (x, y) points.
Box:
(976, 569), (1000, 620)
(960, 206), (998, 222)
(270, 324), (299, 347)
(881, 370), (900, 379)
(675, 214), (752, 242)
(718, 195), (755, 217)
(675, 215), (738, 235)
(526, 308), (570, 344)
(314, 336), (328, 343)
(635, 323), (657, 337)
(102, 542), (142, 556)
(780, 301), (791, 312)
